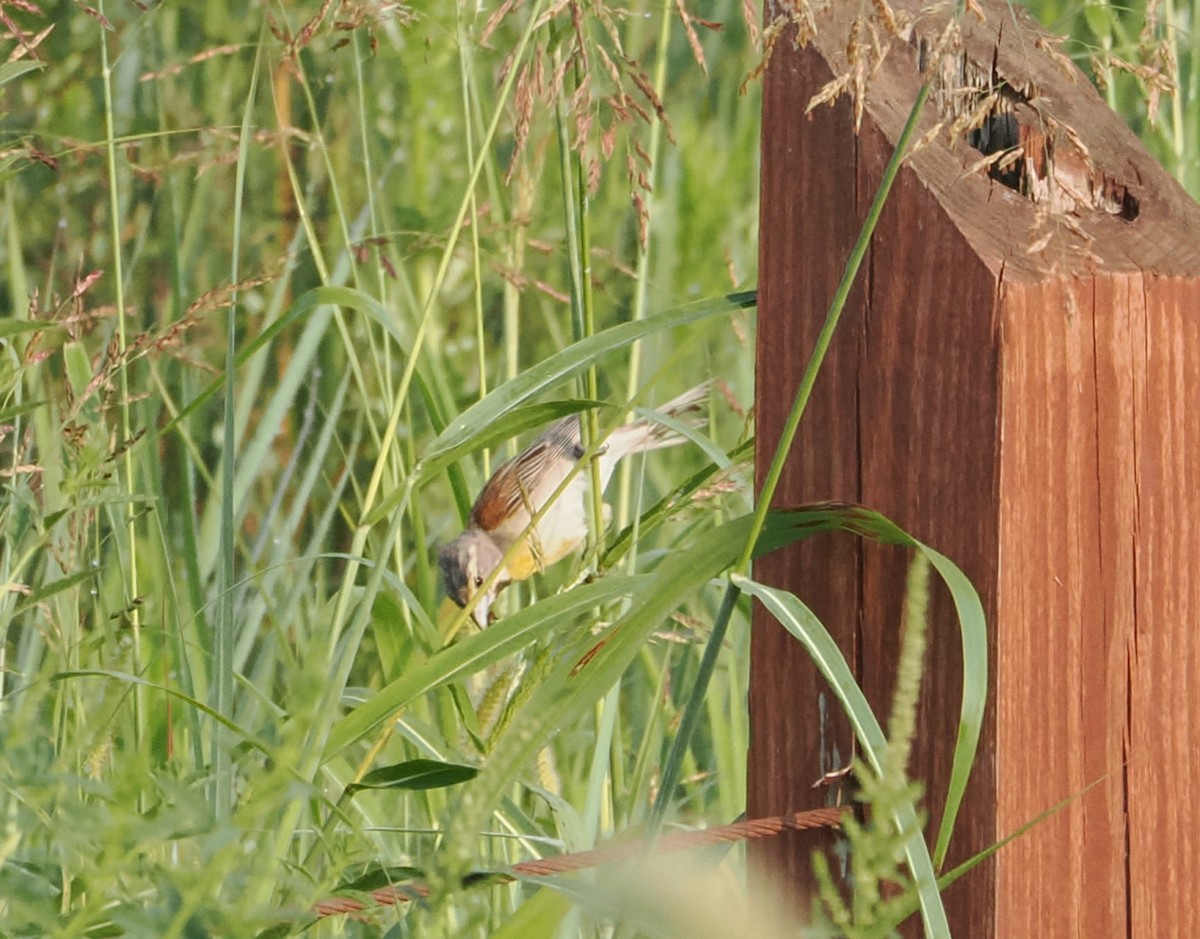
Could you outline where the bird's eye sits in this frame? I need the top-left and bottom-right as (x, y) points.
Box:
(474, 575), (484, 587)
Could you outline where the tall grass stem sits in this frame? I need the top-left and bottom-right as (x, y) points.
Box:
(99, 0), (144, 761)
(650, 77), (937, 834)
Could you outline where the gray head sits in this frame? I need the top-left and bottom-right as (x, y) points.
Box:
(438, 529), (508, 628)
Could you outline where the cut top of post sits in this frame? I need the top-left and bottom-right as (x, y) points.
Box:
(777, 0), (1200, 280)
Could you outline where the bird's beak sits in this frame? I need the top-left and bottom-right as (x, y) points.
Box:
(471, 593), (491, 629)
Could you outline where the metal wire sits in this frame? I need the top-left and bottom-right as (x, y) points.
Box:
(311, 806), (848, 920)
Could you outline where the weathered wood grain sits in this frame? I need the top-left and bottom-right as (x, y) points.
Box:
(752, 0), (1200, 933)
(750, 25), (864, 900)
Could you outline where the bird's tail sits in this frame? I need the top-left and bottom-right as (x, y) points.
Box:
(619, 381), (711, 455)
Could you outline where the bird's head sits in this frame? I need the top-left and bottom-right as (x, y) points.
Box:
(438, 529), (508, 628)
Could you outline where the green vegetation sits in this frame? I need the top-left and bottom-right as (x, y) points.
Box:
(0, 0), (1192, 936)
(1033, 0), (1199, 194)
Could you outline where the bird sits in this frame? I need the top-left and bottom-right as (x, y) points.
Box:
(438, 383), (709, 628)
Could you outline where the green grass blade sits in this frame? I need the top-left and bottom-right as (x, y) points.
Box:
(346, 759), (479, 793)
(414, 400), (607, 487)
(921, 546), (987, 869)
(322, 575), (650, 760)
(888, 777), (1108, 930)
(602, 437), (754, 570)
(764, 504), (988, 869)
(491, 886), (573, 939)
(51, 669), (270, 756)
(732, 575), (951, 939)
(161, 285), (405, 435)
(438, 515), (761, 870)
(0, 60), (43, 86)
(418, 291), (756, 474)
(214, 31), (264, 824)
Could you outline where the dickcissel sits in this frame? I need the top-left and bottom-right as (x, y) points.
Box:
(438, 384), (708, 627)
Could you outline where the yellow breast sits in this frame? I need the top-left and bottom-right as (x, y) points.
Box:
(502, 531), (585, 582)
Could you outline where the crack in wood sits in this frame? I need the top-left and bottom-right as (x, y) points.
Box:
(917, 34), (1140, 221)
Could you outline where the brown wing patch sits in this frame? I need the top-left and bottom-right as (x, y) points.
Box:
(470, 421), (582, 532)
(470, 455), (526, 531)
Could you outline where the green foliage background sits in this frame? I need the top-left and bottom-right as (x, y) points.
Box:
(0, 0), (1192, 936)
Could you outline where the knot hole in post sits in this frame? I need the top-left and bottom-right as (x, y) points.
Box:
(918, 37), (1140, 221)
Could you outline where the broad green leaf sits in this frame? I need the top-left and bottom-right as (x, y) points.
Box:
(13, 568), (100, 612)
(417, 291), (755, 474)
(920, 545), (987, 867)
(346, 759), (478, 793)
(491, 886), (573, 939)
(758, 503), (988, 869)
(63, 341), (93, 399)
(0, 319), (44, 339)
(1082, 2), (1116, 37)
(0, 399), (48, 422)
(733, 575), (950, 939)
(321, 575), (649, 760)
(440, 515), (761, 864)
(0, 61), (44, 86)
(415, 399), (607, 485)
(336, 866), (425, 892)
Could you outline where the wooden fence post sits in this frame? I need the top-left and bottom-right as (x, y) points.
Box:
(749, 0), (1200, 935)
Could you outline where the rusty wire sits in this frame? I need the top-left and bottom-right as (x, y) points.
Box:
(311, 806), (848, 920)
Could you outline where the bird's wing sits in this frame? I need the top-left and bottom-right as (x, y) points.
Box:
(469, 416), (581, 533)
